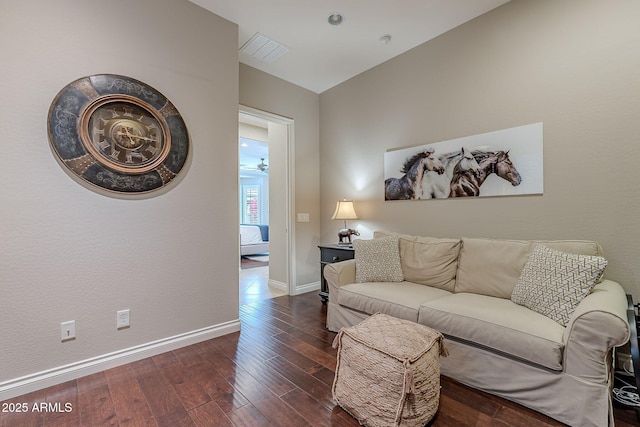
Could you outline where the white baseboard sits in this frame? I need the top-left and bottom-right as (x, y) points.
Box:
(268, 280), (320, 296)
(268, 279), (288, 292)
(293, 281), (320, 295)
(0, 319), (241, 401)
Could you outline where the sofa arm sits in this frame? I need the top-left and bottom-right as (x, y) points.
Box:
(324, 259), (356, 303)
(563, 279), (630, 382)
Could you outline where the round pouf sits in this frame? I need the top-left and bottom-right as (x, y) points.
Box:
(332, 313), (448, 427)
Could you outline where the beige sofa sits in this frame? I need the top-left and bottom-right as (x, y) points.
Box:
(324, 231), (630, 427)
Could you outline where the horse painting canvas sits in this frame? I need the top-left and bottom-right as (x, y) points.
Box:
(449, 147), (483, 197)
(384, 148), (445, 200)
(383, 122), (543, 200)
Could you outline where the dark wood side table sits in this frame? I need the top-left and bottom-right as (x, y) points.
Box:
(318, 244), (355, 304)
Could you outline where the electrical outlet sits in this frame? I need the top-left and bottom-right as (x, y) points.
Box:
(117, 309), (130, 329)
(61, 320), (76, 341)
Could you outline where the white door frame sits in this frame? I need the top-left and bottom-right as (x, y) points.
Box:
(239, 105), (296, 296)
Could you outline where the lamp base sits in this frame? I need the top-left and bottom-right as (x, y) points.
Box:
(337, 227), (360, 247)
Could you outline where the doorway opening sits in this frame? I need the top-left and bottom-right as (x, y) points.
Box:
(238, 107), (294, 305)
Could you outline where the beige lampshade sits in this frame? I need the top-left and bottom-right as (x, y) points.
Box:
(331, 200), (358, 220)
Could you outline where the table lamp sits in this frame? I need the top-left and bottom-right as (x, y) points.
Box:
(332, 199), (359, 245)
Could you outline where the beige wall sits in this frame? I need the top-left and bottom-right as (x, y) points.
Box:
(240, 64), (321, 291)
(320, 0), (640, 300)
(0, 0), (239, 394)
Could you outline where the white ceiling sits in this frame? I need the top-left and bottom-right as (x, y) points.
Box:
(190, 0), (511, 93)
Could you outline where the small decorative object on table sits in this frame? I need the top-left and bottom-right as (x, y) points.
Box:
(332, 313), (448, 427)
(338, 228), (360, 245)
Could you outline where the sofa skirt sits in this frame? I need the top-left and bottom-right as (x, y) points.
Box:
(440, 339), (613, 427)
(326, 301), (369, 332)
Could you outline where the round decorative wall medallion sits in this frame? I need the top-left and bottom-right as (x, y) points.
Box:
(47, 74), (189, 194)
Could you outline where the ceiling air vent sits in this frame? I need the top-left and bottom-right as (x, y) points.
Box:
(239, 32), (289, 64)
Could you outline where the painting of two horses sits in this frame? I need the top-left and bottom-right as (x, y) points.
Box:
(384, 122), (543, 201)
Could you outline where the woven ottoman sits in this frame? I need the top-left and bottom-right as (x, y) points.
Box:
(332, 313), (447, 427)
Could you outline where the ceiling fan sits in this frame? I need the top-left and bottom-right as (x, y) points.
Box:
(241, 158), (269, 173)
(257, 158), (268, 172)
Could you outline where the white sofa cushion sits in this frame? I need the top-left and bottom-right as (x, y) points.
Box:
(511, 245), (607, 326)
(456, 238), (531, 298)
(418, 292), (565, 370)
(338, 282), (452, 322)
(374, 231), (460, 292)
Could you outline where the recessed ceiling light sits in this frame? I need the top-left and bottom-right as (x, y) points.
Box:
(328, 13), (344, 26)
(379, 34), (392, 45)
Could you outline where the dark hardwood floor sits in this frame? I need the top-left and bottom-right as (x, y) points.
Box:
(1, 292), (638, 426)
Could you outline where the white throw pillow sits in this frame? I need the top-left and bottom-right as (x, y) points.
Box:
(511, 245), (607, 326)
(353, 235), (404, 283)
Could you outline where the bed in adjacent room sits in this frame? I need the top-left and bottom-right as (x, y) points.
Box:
(240, 224), (269, 256)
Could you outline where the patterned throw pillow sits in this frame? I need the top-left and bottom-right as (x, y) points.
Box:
(353, 235), (404, 283)
(511, 245), (607, 326)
